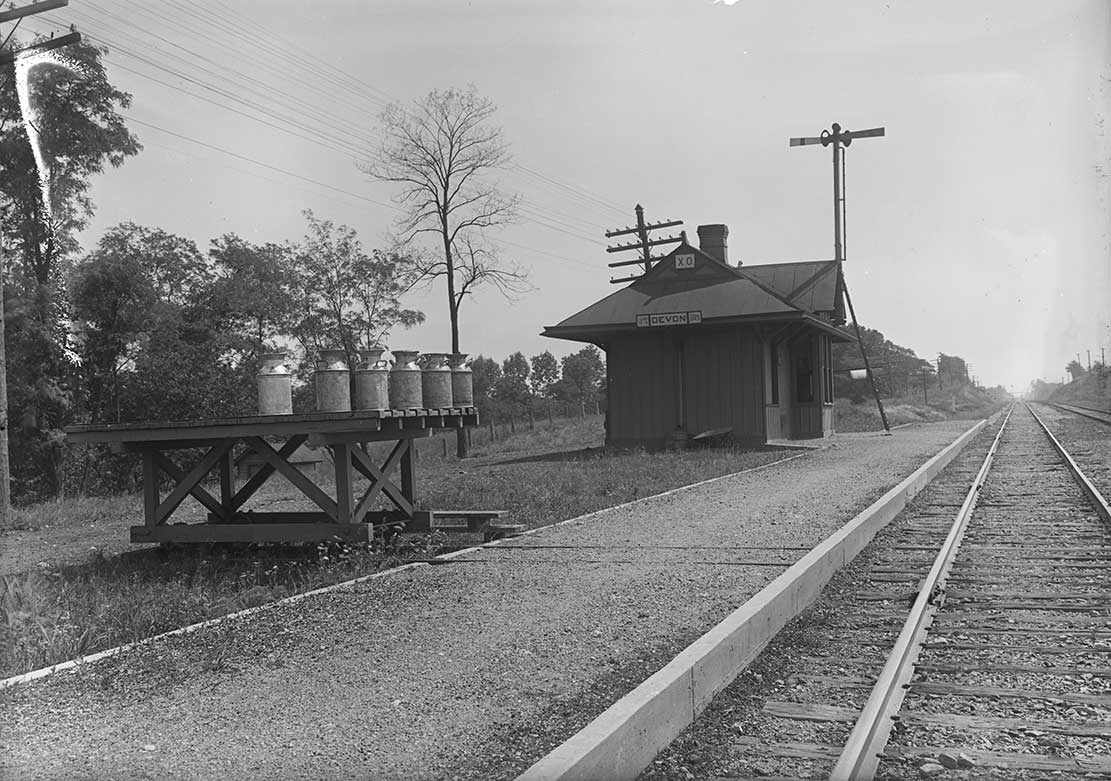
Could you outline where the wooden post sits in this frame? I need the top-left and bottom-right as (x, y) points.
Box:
(441, 437), (448, 458)
(218, 447), (235, 522)
(400, 440), (415, 506)
(142, 449), (159, 527)
(332, 442), (354, 523)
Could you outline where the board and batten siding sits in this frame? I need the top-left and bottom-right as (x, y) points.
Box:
(605, 326), (766, 449)
(606, 332), (679, 449)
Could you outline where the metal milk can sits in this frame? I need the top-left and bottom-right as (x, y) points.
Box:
(257, 352), (293, 415)
(388, 350), (423, 410)
(314, 348), (351, 412)
(421, 353), (453, 409)
(449, 353), (473, 407)
(354, 346), (390, 411)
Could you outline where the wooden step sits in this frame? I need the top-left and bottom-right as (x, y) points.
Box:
(407, 510), (519, 541)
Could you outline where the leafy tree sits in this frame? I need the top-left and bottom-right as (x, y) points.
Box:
(291, 210), (423, 374)
(207, 235), (298, 355)
(91, 222), (208, 307)
(529, 351), (559, 398)
(559, 346), (604, 418)
(1, 37), (141, 501)
(530, 350), (559, 420)
(495, 351), (531, 418)
(467, 355), (501, 417)
(1066, 360), (1086, 381)
(69, 249), (156, 423)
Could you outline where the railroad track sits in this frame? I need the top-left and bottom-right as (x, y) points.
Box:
(1047, 401), (1111, 426)
(644, 404), (1111, 780)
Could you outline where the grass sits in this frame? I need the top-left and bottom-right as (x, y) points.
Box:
(832, 389), (1008, 432)
(0, 414), (794, 678)
(2, 494), (137, 534)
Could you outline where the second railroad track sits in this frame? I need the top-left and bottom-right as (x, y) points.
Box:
(643, 403), (1111, 780)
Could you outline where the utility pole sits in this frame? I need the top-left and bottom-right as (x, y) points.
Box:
(1087, 349), (1091, 371)
(790, 121), (890, 433)
(0, 0), (78, 524)
(604, 204), (683, 284)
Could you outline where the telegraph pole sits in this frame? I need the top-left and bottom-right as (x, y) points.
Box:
(0, 0), (78, 524)
(604, 204), (683, 284)
(790, 121), (890, 433)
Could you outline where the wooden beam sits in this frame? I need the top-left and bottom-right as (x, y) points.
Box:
(131, 523), (371, 544)
(152, 442), (235, 525)
(142, 450), (159, 526)
(243, 436), (338, 520)
(350, 440), (413, 518)
(151, 450), (227, 520)
(218, 447), (235, 520)
(0, 1), (68, 23)
(231, 434), (307, 510)
(332, 442), (355, 523)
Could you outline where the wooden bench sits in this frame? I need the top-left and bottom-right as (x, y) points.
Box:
(409, 510), (525, 542)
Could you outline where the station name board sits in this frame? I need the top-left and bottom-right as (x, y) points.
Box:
(635, 311), (703, 328)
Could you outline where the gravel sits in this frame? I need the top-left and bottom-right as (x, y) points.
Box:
(0, 421), (976, 780)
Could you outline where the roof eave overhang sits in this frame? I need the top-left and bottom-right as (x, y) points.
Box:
(543, 311), (851, 343)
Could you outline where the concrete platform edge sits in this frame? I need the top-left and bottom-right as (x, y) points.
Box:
(516, 418), (988, 781)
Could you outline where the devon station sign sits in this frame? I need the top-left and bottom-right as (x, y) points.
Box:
(635, 311), (703, 328)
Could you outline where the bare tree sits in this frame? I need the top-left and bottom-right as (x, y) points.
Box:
(361, 86), (526, 354)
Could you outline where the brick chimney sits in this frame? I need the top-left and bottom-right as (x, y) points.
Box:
(697, 224), (729, 265)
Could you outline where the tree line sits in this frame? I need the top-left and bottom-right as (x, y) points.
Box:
(467, 346), (605, 426)
(18, 214), (421, 499)
(832, 326), (977, 402)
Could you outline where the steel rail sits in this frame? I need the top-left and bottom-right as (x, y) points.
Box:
(1045, 401), (1111, 426)
(829, 404), (1015, 780)
(1027, 402), (1111, 526)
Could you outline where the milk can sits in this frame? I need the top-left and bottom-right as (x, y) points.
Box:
(257, 352), (293, 415)
(314, 349), (351, 412)
(388, 350), (423, 410)
(354, 346), (390, 411)
(421, 353), (453, 409)
(449, 353), (473, 407)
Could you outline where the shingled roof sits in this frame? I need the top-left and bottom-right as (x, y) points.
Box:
(741, 259), (845, 322)
(543, 240), (849, 343)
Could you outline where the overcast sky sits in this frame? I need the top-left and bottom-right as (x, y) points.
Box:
(21, 0), (1111, 391)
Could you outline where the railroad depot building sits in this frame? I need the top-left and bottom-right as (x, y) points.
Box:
(542, 224), (852, 449)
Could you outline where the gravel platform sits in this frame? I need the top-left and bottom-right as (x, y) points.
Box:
(0, 421), (976, 780)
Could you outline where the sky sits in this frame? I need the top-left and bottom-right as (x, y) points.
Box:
(15, 0), (1111, 392)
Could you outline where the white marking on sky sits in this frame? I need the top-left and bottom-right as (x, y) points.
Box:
(14, 49), (83, 217)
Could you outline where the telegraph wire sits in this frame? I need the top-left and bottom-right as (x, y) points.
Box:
(115, 116), (602, 268)
(120, 114), (395, 209)
(38, 2), (632, 231)
(24, 13), (371, 156)
(160, 0), (629, 220)
(109, 0), (386, 124)
(15, 7), (617, 260)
